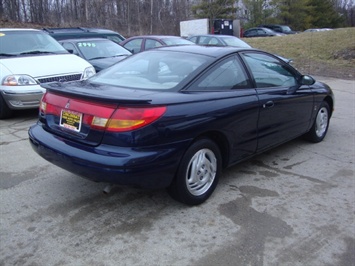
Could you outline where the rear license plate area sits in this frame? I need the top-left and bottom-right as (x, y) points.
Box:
(60, 109), (82, 132)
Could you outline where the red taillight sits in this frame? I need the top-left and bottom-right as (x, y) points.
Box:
(41, 92), (166, 132)
(106, 106), (167, 132)
(40, 94), (60, 116)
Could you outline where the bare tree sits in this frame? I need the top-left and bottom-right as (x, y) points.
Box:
(0, 0), (4, 19)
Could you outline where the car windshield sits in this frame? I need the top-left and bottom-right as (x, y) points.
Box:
(75, 40), (131, 60)
(162, 38), (194, 46)
(89, 50), (210, 90)
(0, 30), (68, 55)
(280, 26), (292, 32)
(220, 36), (251, 48)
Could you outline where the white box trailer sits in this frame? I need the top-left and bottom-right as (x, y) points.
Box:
(180, 18), (241, 38)
(179, 18), (209, 38)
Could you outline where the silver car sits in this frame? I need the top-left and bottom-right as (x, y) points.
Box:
(0, 28), (95, 119)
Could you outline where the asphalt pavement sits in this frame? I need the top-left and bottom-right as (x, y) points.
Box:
(0, 77), (354, 266)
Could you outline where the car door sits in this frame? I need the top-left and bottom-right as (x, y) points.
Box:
(240, 51), (314, 152)
(186, 55), (259, 164)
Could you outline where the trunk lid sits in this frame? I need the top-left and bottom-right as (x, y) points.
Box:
(40, 81), (154, 146)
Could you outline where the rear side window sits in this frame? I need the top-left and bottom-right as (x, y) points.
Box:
(189, 56), (250, 91)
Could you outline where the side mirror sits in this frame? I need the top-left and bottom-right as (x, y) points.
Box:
(300, 75), (315, 85)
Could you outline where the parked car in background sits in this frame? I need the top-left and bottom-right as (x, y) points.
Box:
(43, 27), (125, 44)
(0, 28), (95, 119)
(243, 27), (285, 37)
(29, 45), (334, 206)
(189, 33), (291, 63)
(187, 34), (251, 48)
(59, 38), (132, 72)
(120, 35), (195, 53)
(304, 28), (333, 32)
(259, 24), (297, 34)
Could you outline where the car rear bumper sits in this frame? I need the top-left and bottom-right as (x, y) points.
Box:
(28, 122), (189, 189)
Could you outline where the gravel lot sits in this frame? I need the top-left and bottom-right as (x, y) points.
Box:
(0, 77), (354, 266)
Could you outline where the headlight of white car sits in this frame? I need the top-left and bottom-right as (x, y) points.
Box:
(82, 66), (96, 80)
(2, 75), (38, 86)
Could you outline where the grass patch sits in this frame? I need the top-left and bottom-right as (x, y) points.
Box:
(243, 28), (355, 79)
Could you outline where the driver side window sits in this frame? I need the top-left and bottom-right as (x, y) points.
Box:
(241, 52), (297, 88)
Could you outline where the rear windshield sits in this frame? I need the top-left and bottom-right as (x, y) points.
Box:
(0, 30), (68, 55)
(264, 28), (279, 34)
(89, 50), (210, 90)
(220, 36), (251, 48)
(162, 38), (194, 46)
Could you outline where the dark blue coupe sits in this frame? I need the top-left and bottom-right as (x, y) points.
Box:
(28, 46), (334, 205)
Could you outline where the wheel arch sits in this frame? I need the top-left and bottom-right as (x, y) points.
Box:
(167, 131), (227, 205)
(193, 130), (230, 169)
(324, 96), (334, 117)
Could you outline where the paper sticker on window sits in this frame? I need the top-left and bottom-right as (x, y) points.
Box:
(78, 43), (96, 48)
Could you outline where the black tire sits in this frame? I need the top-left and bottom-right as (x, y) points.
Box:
(304, 101), (330, 143)
(167, 138), (222, 206)
(0, 95), (13, 119)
